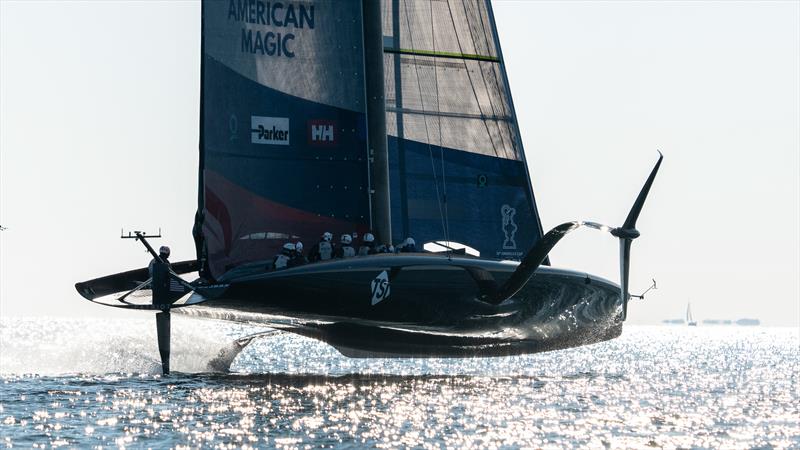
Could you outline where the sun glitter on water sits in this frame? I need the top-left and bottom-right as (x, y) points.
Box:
(1, 318), (798, 448)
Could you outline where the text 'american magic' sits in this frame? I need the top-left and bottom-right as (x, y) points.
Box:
(228, 0), (315, 58)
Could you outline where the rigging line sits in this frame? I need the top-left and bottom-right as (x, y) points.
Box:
(431, 0), (451, 257)
(444, 0), (501, 159)
(457, 0), (509, 160)
(401, 0), (448, 244)
(474, 0), (517, 160)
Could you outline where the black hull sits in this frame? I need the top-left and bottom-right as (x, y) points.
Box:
(185, 253), (624, 357)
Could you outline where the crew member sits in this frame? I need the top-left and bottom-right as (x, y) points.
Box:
(334, 234), (356, 258)
(376, 243), (395, 254)
(288, 241), (309, 267)
(358, 232), (377, 256)
(273, 242), (295, 270)
(308, 232), (335, 262)
(149, 246), (180, 306)
(399, 237), (417, 253)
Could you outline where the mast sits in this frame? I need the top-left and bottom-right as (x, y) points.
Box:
(362, 0), (392, 245)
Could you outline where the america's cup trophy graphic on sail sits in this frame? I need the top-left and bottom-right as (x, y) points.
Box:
(501, 204), (518, 250)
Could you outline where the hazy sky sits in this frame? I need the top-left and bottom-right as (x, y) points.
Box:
(1, 0), (798, 326)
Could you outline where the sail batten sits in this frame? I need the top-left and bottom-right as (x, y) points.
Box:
(386, 106), (512, 123)
(384, 47), (501, 63)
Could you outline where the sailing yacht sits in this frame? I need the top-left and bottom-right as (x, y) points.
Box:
(76, 0), (662, 374)
(686, 303), (698, 326)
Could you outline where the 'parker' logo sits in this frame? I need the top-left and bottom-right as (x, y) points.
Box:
(251, 116), (290, 145)
(308, 120), (336, 146)
(501, 204), (518, 250)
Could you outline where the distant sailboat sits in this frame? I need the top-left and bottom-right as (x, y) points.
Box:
(686, 302), (698, 326)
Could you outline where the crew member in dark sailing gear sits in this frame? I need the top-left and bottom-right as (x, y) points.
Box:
(308, 232), (335, 262)
(148, 244), (182, 375)
(288, 241), (308, 267)
(358, 232), (377, 256)
(149, 246), (182, 306)
(399, 237), (417, 253)
(334, 234), (356, 258)
(376, 243), (395, 254)
(273, 242), (295, 270)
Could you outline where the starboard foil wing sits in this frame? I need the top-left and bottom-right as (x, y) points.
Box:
(75, 262), (224, 311)
(75, 260), (199, 301)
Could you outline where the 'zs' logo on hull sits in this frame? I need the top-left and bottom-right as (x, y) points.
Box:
(370, 270), (390, 305)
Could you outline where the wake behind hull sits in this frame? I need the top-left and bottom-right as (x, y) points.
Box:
(187, 253), (624, 357)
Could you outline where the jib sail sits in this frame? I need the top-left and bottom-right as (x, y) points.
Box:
(195, 0), (372, 280)
(382, 0), (545, 259)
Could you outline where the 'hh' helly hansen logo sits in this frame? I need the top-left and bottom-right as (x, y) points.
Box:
(308, 120), (337, 146)
(251, 116), (290, 145)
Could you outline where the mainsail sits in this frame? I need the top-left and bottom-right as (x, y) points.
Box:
(195, 0), (546, 280)
(382, 0), (545, 259)
(196, 1), (372, 279)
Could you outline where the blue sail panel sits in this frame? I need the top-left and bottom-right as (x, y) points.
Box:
(382, 0), (545, 258)
(388, 137), (538, 259)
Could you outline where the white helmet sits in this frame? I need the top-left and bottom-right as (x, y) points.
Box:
(405, 237), (415, 246)
(322, 232), (333, 242)
(282, 242), (296, 251)
(159, 246), (170, 257)
(363, 233), (375, 243)
(295, 241), (303, 252)
(341, 234), (352, 245)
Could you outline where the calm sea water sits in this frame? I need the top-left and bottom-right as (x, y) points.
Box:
(1, 317), (798, 449)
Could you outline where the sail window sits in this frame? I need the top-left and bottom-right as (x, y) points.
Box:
(423, 241), (480, 257)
